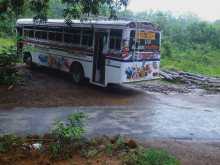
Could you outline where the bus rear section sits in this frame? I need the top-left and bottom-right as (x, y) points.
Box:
(120, 29), (161, 83)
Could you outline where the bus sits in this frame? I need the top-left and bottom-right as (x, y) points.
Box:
(16, 19), (161, 87)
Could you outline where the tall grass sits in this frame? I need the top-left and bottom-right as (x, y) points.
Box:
(161, 47), (220, 77)
(0, 38), (15, 49)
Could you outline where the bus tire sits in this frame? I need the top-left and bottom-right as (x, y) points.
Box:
(70, 62), (84, 85)
(23, 52), (33, 69)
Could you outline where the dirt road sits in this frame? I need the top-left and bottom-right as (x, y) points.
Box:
(0, 67), (220, 140)
(0, 67), (220, 165)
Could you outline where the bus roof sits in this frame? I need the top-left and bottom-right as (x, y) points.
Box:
(16, 19), (160, 30)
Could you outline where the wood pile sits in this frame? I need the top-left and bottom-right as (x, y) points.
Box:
(160, 70), (220, 90)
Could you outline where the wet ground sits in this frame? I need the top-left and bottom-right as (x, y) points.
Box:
(0, 89), (220, 140)
(0, 67), (220, 140)
(1, 67), (220, 164)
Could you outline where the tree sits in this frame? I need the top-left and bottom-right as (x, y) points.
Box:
(62, 0), (128, 22)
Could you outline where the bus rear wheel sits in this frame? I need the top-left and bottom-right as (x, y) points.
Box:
(70, 63), (84, 84)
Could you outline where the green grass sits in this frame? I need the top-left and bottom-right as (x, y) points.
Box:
(161, 48), (220, 77)
(124, 148), (180, 165)
(0, 38), (15, 48)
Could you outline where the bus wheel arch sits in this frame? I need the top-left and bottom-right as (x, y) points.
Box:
(70, 61), (85, 84)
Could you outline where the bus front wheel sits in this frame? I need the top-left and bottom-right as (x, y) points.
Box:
(70, 63), (84, 84)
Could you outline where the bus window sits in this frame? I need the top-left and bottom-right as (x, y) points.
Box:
(49, 32), (56, 41)
(64, 34), (73, 43)
(24, 30), (29, 37)
(55, 33), (62, 42)
(35, 31), (47, 40)
(72, 33), (80, 44)
(129, 30), (135, 50)
(130, 30), (160, 51)
(109, 29), (122, 50)
(64, 27), (80, 45)
(49, 32), (62, 42)
(35, 31), (41, 39)
(82, 29), (93, 47)
(29, 30), (34, 38)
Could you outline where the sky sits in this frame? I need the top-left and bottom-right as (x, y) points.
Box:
(127, 0), (220, 21)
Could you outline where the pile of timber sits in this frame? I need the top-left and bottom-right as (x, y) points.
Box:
(160, 70), (220, 89)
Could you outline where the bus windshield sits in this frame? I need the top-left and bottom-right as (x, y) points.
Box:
(129, 30), (160, 52)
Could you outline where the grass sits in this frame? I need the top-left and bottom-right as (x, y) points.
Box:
(161, 48), (220, 77)
(0, 38), (15, 49)
(124, 148), (180, 165)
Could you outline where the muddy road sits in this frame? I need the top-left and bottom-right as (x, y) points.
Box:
(0, 93), (220, 140)
(1, 67), (220, 165)
(0, 67), (219, 140)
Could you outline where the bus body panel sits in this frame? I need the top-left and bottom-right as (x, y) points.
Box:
(121, 60), (160, 83)
(29, 44), (93, 79)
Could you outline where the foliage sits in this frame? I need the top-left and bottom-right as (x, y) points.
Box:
(52, 113), (86, 140)
(161, 48), (220, 76)
(29, 0), (50, 23)
(0, 135), (23, 153)
(0, 45), (20, 85)
(62, 0), (128, 22)
(123, 148), (180, 165)
(0, 46), (17, 66)
(49, 113), (87, 159)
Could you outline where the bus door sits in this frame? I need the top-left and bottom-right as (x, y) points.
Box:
(92, 31), (108, 86)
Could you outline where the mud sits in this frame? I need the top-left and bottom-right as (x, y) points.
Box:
(0, 66), (144, 108)
(1, 66), (220, 164)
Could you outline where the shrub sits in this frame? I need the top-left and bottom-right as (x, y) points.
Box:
(0, 135), (23, 153)
(49, 113), (87, 159)
(0, 46), (19, 85)
(0, 46), (17, 66)
(123, 148), (180, 165)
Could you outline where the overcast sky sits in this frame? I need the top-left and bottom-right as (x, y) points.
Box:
(127, 0), (220, 21)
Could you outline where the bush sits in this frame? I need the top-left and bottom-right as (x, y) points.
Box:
(49, 113), (87, 159)
(0, 46), (20, 85)
(0, 135), (23, 153)
(0, 46), (17, 66)
(124, 148), (180, 165)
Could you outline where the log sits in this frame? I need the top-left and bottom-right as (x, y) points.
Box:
(160, 71), (174, 80)
(160, 70), (220, 89)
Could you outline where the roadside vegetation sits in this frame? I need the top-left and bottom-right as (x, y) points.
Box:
(0, 38), (19, 85)
(0, 113), (180, 165)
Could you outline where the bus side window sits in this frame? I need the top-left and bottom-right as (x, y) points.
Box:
(129, 30), (135, 50)
(24, 30), (29, 37)
(29, 30), (34, 38)
(49, 32), (56, 41)
(109, 29), (122, 51)
(64, 27), (81, 45)
(82, 28), (93, 47)
(35, 31), (41, 40)
(48, 26), (63, 42)
(72, 28), (81, 45)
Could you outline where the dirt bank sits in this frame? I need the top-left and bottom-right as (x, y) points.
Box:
(0, 66), (143, 108)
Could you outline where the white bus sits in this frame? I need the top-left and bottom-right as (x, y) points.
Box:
(16, 19), (161, 87)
